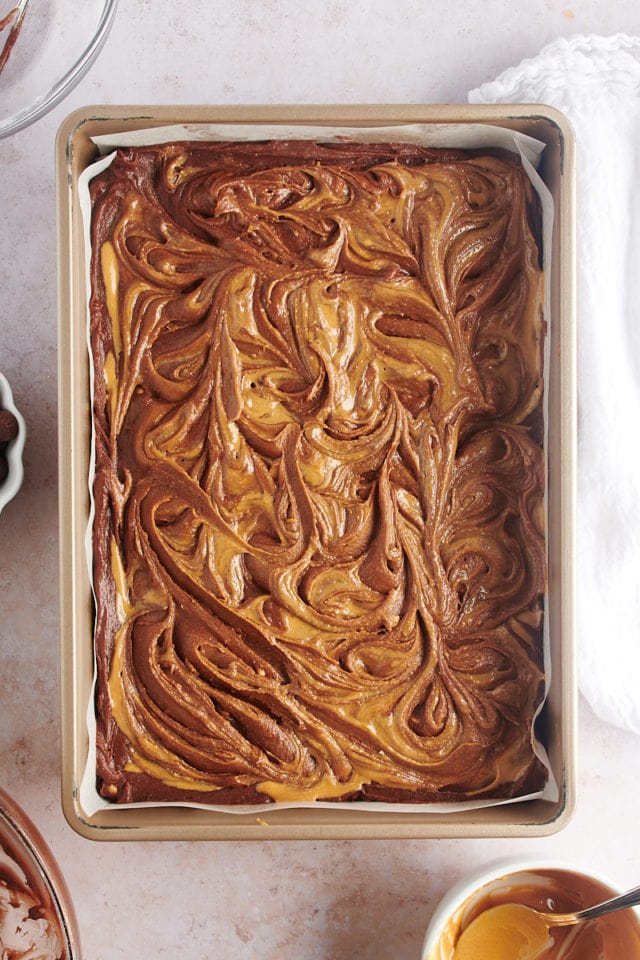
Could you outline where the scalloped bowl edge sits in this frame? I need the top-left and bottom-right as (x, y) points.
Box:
(0, 371), (26, 513)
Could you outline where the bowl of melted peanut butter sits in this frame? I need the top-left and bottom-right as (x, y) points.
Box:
(422, 858), (640, 960)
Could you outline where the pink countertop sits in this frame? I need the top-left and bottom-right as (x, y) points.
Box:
(2, 2), (640, 957)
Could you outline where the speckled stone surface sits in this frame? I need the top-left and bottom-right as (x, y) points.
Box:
(2, 2), (640, 958)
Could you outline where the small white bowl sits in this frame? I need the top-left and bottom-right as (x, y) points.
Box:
(0, 371), (26, 515)
(421, 856), (640, 960)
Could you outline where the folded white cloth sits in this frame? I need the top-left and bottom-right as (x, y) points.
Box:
(470, 34), (640, 736)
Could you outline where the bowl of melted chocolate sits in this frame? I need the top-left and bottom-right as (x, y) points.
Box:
(422, 858), (640, 960)
(0, 787), (80, 959)
(0, 371), (25, 515)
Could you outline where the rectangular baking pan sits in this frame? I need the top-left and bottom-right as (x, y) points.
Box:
(56, 104), (576, 840)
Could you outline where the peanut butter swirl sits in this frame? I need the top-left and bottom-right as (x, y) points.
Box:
(89, 140), (547, 804)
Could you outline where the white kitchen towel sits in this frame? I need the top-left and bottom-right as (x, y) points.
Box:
(470, 34), (640, 736)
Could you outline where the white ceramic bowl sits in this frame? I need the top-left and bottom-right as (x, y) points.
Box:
(421, 856), (640, 960)
(0, 370), (26, 514)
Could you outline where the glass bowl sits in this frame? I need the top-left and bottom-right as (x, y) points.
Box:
(0, 786), (80, 958)
(0, 371), (26, 514)
(0, 0), (118, 139)
(422, 857), (640, 960)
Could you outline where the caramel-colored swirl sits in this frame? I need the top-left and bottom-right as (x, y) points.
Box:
(89, 140), (546, 804)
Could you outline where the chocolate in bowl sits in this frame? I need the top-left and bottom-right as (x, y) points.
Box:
(0, 371), (25, 514)
(0, 787), (80, 959)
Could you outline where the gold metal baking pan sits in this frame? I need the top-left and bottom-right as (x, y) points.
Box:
(56, 104), (576, 840)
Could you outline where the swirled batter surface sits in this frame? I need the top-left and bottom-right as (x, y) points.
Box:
(89, 140), (547, 804)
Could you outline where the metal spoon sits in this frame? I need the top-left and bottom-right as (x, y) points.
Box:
(453, 884), (640, 960)
(537, 882), (640, 926)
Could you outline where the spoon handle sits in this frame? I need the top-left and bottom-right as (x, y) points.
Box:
(549, 884), (640, 926)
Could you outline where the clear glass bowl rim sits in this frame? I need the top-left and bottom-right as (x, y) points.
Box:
(0, 0), (118, 140)
(0, 785), (80, 957)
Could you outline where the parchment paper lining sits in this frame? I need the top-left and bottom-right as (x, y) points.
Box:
(78, 122), (556, 816)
